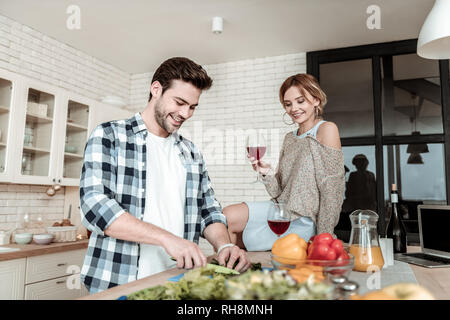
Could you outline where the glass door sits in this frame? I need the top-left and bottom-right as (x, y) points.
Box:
(62, 99), (89, 180)
(0, 77), (13, 174)
(21, 87), (55, 177)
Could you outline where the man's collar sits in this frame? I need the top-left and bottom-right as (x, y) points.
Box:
(131, 112), (182, 144)
(171, 131), (182, 144)
(131, 112), (148, 134)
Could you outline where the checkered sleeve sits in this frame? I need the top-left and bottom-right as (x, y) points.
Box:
(79, 123), (126, 236)
(199, 157), (227, 236)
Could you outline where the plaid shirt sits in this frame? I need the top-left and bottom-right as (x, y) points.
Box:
(79, 112), (227, 293)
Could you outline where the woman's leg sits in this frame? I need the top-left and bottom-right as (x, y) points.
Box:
(222, 202), (249, 249)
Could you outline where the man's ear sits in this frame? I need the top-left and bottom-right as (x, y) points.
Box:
(150, 81), (162, 99)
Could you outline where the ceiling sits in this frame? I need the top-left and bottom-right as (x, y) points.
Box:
(0, 0), (435, 74)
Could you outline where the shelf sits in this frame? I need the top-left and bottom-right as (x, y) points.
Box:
(66, 121), (88, 132)
(23, 146), (50, 155)
(0, 142), (6, 148)
(0, 105), (9, 114)
(64, 152), (83, 159)
(26, 113), (53, 125)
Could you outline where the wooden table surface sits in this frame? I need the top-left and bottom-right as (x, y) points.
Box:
(407, 247), (450, 300)
(79, 249), (450, 300)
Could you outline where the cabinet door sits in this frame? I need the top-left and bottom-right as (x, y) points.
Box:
(26, 248), (86, 284)
(0, 68), (22, 182)
(13, 79), (60, 185)
(0, 258), (26, 300)
(24, 274), (85, 300)
(58, 94), (92, 187)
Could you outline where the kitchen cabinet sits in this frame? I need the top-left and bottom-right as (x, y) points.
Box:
(25, 274), (86, 300)
(14, 79), (61, 185)
(58, 93), (92, 186)
(0, 258), (26, 300)
(0, 66), (133, 186)
(0, 248), (88, 300)
(24, 249), (88, 300)
(0, 68), (22, 183)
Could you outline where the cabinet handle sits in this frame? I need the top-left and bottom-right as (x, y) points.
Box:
(58, 179), (61, 183)
(56, 280), (66, 284)
(53, 178), (56, 183)
(57, 263), (67, 267)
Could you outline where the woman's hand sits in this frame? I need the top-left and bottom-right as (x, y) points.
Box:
(247, 154), (271, 175)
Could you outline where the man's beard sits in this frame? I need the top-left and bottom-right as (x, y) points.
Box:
(154, 99), (177, 134)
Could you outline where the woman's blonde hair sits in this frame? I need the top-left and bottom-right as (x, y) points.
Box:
(279, 74), (327, 117)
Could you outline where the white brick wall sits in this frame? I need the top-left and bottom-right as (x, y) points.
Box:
(0, 13), (308, 255)
(0, 183), (65, 235)
(128, 53), (307, 208)
(0, 13), (130, 104)
(128, 54), (307, 256)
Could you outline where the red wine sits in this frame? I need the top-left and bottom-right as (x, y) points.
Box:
(268, 220), (290, 235)
(247, 146), (266, 160)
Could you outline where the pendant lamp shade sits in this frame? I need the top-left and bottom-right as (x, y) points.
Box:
(417, 0), (450, 59)
(406, 143), (429, 154)
(406, 131), (429, 154)
(407, 153), (424, 164)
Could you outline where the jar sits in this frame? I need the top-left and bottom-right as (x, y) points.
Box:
(348, 210), (385, 272)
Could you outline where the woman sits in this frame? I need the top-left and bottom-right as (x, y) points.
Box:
(223, 74), (345, 251)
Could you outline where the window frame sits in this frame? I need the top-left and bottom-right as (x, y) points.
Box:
(307, 39), (450, 236)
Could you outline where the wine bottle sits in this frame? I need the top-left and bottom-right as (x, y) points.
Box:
(386, 184), (407, 253)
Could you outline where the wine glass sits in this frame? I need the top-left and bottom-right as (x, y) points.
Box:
(267, 201), (291, 237)
(246, 131), (267, 183)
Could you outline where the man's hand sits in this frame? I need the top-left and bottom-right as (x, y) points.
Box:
(216, 245), (251, 272)
(163, 235), (207, 269)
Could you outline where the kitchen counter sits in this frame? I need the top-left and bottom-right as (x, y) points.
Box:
(0, 239), (89, 261)
(78, 248), (450, 300)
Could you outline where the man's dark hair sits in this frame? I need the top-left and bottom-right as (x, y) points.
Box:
(148, 57), (213, 101)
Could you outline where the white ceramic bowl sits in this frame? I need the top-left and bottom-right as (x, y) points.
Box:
(33, 233), (54, 245)
(14, 233), (33, 244)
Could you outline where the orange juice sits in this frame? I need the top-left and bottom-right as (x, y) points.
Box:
(349, 245), (384, 272)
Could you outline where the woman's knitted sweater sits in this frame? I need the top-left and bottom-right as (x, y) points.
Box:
(261, 132), (345, 236)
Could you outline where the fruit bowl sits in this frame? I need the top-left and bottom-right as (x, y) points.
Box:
(271, 253), (355, 279)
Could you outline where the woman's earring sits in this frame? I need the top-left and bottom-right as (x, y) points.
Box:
(282, 112), (294, 125)
(314, 106), (319, 118)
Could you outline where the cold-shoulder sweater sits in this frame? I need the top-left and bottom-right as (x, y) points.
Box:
(261, 132), (345, 236)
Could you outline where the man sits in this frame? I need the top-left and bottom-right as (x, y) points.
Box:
(80, 57), (250, 293)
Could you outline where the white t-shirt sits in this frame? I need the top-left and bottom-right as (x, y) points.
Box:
(137, 132), (186, 279)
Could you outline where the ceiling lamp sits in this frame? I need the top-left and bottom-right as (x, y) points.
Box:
(417, 0), (450, 59)
(212, 17), (223, 34)
(407, 152), (424, 164)
(406, 131), (429, 154)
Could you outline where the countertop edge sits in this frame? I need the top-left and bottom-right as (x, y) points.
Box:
(0, 239), (89, 261)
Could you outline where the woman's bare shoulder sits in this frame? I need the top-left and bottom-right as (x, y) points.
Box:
(316, 121), (341, 149)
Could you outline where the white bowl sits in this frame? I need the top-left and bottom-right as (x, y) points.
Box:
(14, 233), (33, 244)
(33, 233), (54, 245)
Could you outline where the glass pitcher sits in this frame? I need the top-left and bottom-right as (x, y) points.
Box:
(348, 210), (384, 272)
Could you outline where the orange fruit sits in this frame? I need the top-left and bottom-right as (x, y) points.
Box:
(360, 290), (399, 300)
